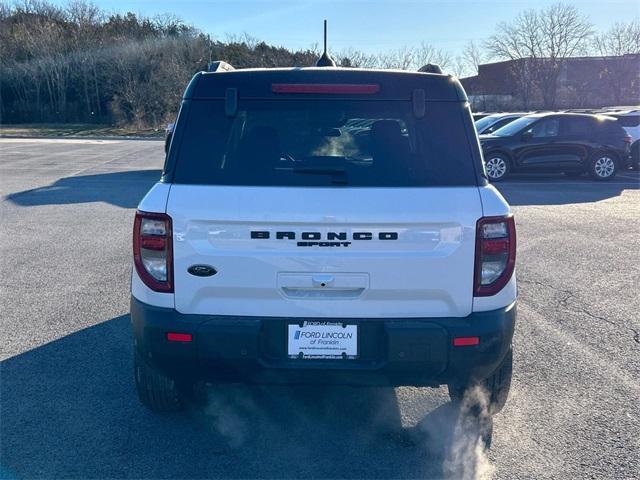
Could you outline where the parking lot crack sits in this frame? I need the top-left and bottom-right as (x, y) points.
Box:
(520, 279), (576, 307)
(520, 279), (638, 346)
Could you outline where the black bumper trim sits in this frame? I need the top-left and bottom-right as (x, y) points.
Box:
(131, 297), (516, 387)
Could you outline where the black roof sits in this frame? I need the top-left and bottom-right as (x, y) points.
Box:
(184, 67), (467, 102)
(526, 112), (618, 121)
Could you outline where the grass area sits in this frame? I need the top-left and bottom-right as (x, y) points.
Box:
(0, 123), (164, 138)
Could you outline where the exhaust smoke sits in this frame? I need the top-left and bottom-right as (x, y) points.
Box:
(417, 385), (496, 479)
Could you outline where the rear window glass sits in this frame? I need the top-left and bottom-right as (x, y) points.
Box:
(492, 116), (537, 136)
(564, 117), (594, 135)
(172, 100), (478, 187)
(489, 116), (520, 132)
(613, 115), (640, 127)
(474, 115), (498, 132)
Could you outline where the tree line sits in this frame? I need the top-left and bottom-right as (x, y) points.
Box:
(479, 3), (640, 109)
(0, 1), (638, 127)
(0, 0), (452, 127)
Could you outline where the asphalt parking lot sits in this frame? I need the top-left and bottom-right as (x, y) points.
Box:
(1, 138), (639, 479)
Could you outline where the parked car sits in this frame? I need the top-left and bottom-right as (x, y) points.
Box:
(479, 113), (632, 181)
(606, 109), (639, 169)
(132, 61), (517, 415)
(474, 113), (525, 135)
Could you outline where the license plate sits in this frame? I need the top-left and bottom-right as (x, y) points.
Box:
(287, 322), (358, 359)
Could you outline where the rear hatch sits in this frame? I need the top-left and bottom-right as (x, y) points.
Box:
(166, 79), (484, 318)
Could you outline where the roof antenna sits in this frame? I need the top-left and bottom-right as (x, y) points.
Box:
(316, 19), (336, 67)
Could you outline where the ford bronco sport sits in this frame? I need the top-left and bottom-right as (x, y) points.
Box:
(131, 62), (517, 414)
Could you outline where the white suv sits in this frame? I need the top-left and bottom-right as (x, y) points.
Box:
(131, 63), (517, 414)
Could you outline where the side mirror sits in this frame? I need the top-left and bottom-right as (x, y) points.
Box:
(521, 131), (533, 142)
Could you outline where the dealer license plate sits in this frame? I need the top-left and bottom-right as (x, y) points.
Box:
(287, 322), (358, 359)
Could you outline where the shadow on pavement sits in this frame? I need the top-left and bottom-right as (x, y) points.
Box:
(495, 173), (639, 206)
(0, 316), (491, 479)
(5, 170), (161, 209)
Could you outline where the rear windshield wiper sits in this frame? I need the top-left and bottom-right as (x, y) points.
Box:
(291, 166), (348, 184)
(292, 166), (346, 175)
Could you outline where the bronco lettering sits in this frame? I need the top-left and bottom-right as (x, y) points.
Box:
(250, 231), (399, 243)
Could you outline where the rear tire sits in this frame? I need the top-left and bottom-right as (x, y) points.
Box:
(484, 154), (510, 182)
(134, 350), (185, 412)
(448, 347), (513, 415)
(589, 152), (617, 181)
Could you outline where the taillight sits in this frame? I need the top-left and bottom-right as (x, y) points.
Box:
(133, 211), (173, 293)
(474, 216), (516, 296)
(623, 134), (632, 144)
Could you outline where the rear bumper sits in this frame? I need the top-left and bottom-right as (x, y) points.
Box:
(131, 297), (516, 387)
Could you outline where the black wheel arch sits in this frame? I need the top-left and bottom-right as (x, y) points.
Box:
(591, 149), (620, 164)
(483, 149), (513, 165)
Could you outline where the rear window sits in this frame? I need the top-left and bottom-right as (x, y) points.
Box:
(171, 100), (478, 187)
(474, 115), (499, 132)
(564, 117), (594, 135)
(492, 116), (537, 137)
(613, 115), (640, 127)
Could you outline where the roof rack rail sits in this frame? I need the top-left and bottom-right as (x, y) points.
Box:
(418, 64), (443, 74)
(208, 61), (235, 73)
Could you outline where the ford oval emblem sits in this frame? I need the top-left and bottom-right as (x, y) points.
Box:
(187, 265), (217, 277)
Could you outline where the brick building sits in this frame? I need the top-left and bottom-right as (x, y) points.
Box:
(461, 54), (640, 111)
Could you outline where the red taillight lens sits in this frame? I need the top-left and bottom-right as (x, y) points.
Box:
(271, 83), (380, 94)
(474, 216), (516, 296)
(167, 332), (192, 342)
(623, 134), (632, 144)
(133, 211), (173, 293)
(453, 336), (480, 347)
(140, 236), (166, 250)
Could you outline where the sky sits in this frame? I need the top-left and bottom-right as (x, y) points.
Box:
(51, 0), (639, 55)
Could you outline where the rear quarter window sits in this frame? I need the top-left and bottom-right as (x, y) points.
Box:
(170, 99), (479, 187)
(613, 115), (640, 128)
(601, 118), (628, 136)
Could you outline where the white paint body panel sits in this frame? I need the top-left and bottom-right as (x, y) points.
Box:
(166, 185), (484, 318)
(477, 184), (510, 218)
(131, 268), (174, 309)
(137, 182), (172, 213)
(131, 182), (517, 316)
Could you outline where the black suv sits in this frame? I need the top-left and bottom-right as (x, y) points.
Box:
(479, 113), (632, 181)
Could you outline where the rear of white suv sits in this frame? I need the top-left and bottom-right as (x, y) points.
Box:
(131, 67), (517, 414)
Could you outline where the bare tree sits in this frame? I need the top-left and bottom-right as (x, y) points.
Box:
(377, 45), (415, 70)
(486, 2), (593, 109)
(460, 40), (489, 77)
(337, 48), (377, 68)
(224, 32), (260, 49)
(450, 55), (466, 78)
(593, 19), (640, 104)
(413, 41), (451, 70)
(67, 1), (103, 120)
(374, 42), (451, 71)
